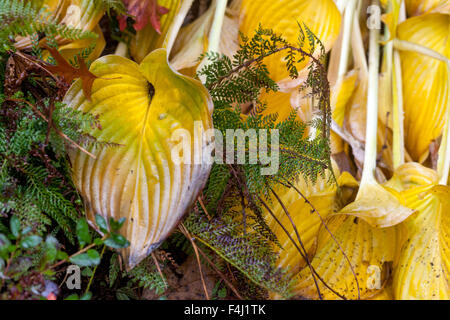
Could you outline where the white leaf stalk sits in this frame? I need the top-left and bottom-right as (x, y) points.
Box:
(360, 8), (380, 186)
(163, 0), (195, 55)
(197, 0), (228, 82)
(207, 0), (228, 53)
(336, 0), (358, 85)
(114, 42), (128, 57)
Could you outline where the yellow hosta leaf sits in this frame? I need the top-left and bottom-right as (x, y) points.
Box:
(63, 49), (213, 269)
(266, 163), (359, 293)
(339, 181), (414, 228)
(239, 0), (341, 84)
(405, 0), (450, 16)
(258, 90), (298, 123)
(385, 162), (439, 192)
(130, 0), (193, 63)
(332, 71), (358, 127)
(394, 184), (450, 299)
(330, 71), (358, 154)
(398, 13), (449, 162)
(292, 214), (400, 300)
(368, 284), (394, 300)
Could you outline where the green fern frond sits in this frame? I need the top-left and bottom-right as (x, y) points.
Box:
(0, 0), (97, 54)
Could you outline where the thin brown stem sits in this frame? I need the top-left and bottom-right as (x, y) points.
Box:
(179, 223), (210, 300)
(283, 179), (361, 300)
(195, 244), (244, 300)
(197, 196), (212, 221)
(268, 186), (322, 299)
(151, 252), (168, 291)
(257, 196), (347, 300)
(49, 235), (108, 270)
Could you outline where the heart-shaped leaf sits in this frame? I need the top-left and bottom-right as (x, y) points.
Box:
(63, 48), (213, 269)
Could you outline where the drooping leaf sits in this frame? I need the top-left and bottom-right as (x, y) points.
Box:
(292, 214), (401, 300)
(63, 48), (213, 269)
(391, 165), (450, 299)
(170, 0), (240, 74)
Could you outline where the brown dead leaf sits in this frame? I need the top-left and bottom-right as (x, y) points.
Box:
(44, 46), (97, 100)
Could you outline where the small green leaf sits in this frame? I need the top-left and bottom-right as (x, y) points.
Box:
(69, 249), (100, 267)
(65, 293), (79, 300)
(0, 234), (11, 259)
(104, 233), (130, 249)
(42, 235), (58, 265)
(109, 217), (126, 232)
(95, 214), (108, 233)
(10, 216), (20, 239)
(21, 226), (32, 236)
(76, 218), (91, 247)
(20, 235), (42, 249)
(82, 267), (93, 277)
(56, 250), (68, 261)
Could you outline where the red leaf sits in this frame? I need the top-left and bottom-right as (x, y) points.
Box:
(44, 46), (98, 100)
(119, 0), (169, 34)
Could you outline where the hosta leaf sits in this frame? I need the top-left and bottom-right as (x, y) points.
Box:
(130, 0), (194, 63)
(405, 0), (450, 16)
(338, 181), (414, 228)
(391, 164), (450, 299)
(268, 165), (359, 276)
(63, 48), (213, 269)
(258, 90), (298, 124)
(239, 0), (341, 85)
(397, 13), (449, 162)
(292, 214), (401, 300)
(394, 185), (450, 299)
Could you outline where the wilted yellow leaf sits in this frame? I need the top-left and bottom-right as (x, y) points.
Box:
(239, 0), (341, 85)
(63, 49), (214, 269)
(398, 13), (449, 162)
(292, 214), (401, 300)
(393, 184), (450, 299)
